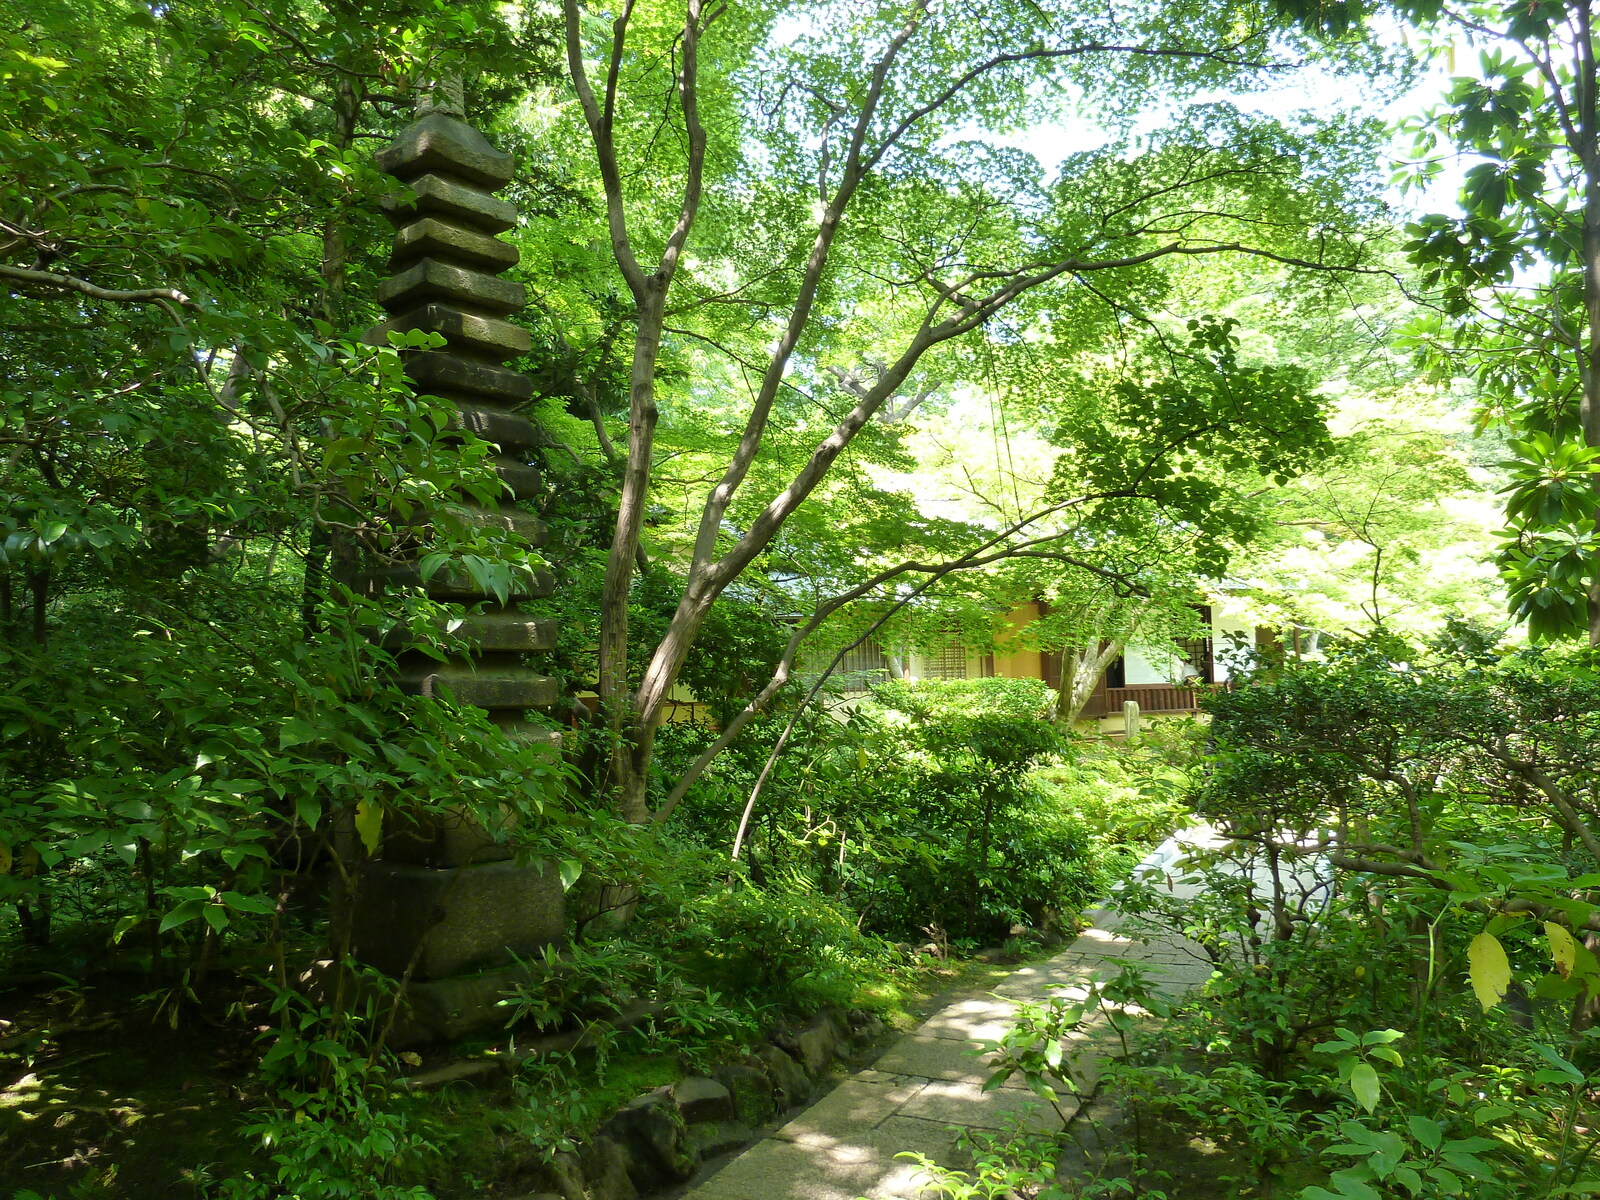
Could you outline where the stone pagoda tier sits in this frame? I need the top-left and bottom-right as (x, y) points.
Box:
(348, 108), (564, 1038)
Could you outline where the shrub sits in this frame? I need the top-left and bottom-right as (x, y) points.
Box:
(671, 878), (906, 1015)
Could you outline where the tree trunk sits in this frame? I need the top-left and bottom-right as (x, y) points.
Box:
(1572, 0), (1600, 643)
(1055, 638), (1126, 725)
(317, 77), (361, 324)
(597, 288), (667, 815)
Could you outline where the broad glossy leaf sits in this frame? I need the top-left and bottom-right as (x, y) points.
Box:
(1467, 931), (1510, 1012)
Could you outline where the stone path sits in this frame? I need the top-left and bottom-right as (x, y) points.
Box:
(680, 832), (1225, 1200)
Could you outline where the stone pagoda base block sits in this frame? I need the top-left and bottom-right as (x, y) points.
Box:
(390, 960), (541, 1047)
(351, 857), (564, 980)
(384, 807), (517, 868)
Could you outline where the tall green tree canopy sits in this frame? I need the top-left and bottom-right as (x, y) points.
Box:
(538, 0), (1412, 817)
(1398, 0), (1600, 640)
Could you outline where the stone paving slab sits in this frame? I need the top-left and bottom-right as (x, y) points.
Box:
(896, 1076), (1067, 1132)
(868, 1033), (1028, 1088)
(688, 1116), (964, 1200)
(770, 1076), (931, 1146)
(916, 995), (1019, 1043)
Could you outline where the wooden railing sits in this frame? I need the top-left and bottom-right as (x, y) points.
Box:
(1083, 683), (1205, 718)
(1110, 683), (1201, 713)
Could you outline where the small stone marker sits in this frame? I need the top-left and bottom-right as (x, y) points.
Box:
(1123, 699), (1141, 738)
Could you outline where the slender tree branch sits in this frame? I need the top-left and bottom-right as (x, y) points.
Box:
(0, 264), (192, 313)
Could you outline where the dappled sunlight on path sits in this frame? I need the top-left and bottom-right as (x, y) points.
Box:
(679, 829), (1229, 1200)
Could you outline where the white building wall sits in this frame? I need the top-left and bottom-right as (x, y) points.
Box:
(1124, 609), (1257, 685)
(1123, 645), (1181, 685)
(1212, 614), (1256, 682)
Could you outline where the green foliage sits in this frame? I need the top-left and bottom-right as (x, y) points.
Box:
(982, 965), (1173, 1126)
(671, 880), (903, 1018)
(1063, 643), (1600, 1197)
(870, 677), (1057, 726)
(656, 678), (1143, 950)
(1396, 6), (1600, 638)
(219, 977), (437, 1200)
(898, 1128), (1158, 1200)
(1033, 744), (1194, 856)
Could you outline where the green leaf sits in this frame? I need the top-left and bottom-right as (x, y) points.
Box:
(1406, 1114), (1442, 1151)
(158, 896), (207, 933)
(1328, 1169), (1382, 1200)
(293, 793), (321, 830)
(558, 858), (583, 891)
(1349, 1062), (1381, 1113)
(1425, 1166), (1462, 1195)
(1468, 931), (1511, 1011)
(1548, 921), (1578, 977)
(278, 718), (318, 749)
(354, 799), (382, 856)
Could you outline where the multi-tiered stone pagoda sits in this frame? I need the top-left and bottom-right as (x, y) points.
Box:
(347, 106), (564, 1040)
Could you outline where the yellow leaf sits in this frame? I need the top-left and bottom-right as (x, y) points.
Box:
(354, 799), (383, 856)
(1468, 931), (1511, 1012)
(1547, 922), (1578, 979)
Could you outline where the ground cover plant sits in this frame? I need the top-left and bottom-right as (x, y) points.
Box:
(655, 677), (1152, 948)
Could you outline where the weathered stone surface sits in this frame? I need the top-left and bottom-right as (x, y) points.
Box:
(350, 858), (564, 980)
(683, 1117), (963, 1200)
(368, 303), (531, 360)
(395, 664), (560, 709)
(849, 1012), (888, 1046)
(379, 258), (525, 315)
(780, 1010), (848, 1078)
(448, 402), (538, 450)
(794, 1028), (837, 1078)
(495, 718), (563, 749)
(391, 216), (519, 272)
(494, 454), (541, 501)
(389, 970), (525, 1046)
(715, 1063), (777, 1127)
(755, 1045), (812, 1109)
(674, 1076), (733, 1124)
(352, 563), (556, 601)
(405, 352), (535, 404)
(382, 173), (517, 233)
(384, 805), (517, 868)
(450, 611), (559, 653)
(377, 112), (516, 189)
(396, 1057), (505, 1090)
(459, 502), (547, 545)
(600, 1089), (698, 1191)
(578, 1137), (638, 1200)
(915, 995), (1017, 1044)
(525, 1152), (588, 1200)
(894, 1076), (1064, 1132)
(768, 1076), (927, 1149)
(687, 1120), (754, 1160)
(867, 1033), (990, 1084)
